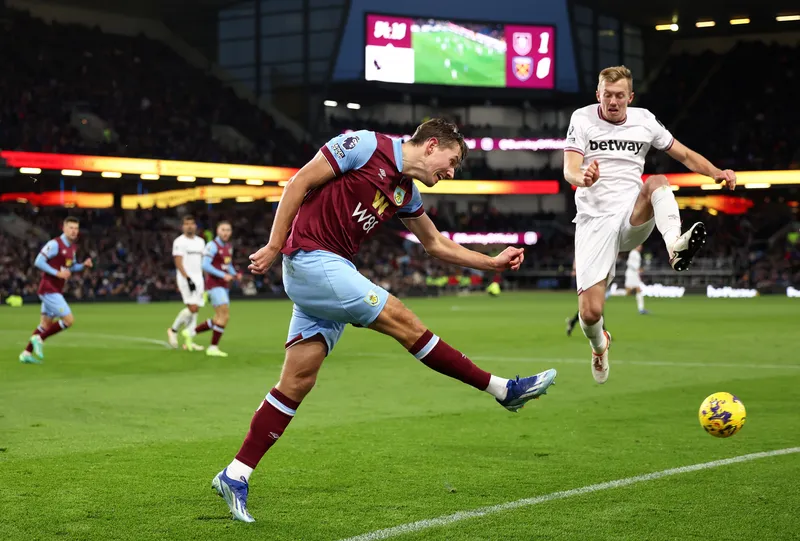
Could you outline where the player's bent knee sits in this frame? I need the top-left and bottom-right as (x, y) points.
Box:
(369, 295), (427, 349)
(62, 314), (75, 327)
(579, 307), (603, 326)
(278, 336), (327, 401)
(645, 175), (670, 194)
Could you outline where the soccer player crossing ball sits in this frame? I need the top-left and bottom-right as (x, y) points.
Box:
(211, 119), (558, 522)
(181, 221), (242, 356)
(563, 66), (736, 384)
(19, 216), (93, 364)
(167, 215), (206, 351)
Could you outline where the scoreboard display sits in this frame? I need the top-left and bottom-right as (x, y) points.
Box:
(364, 14), (556, 89)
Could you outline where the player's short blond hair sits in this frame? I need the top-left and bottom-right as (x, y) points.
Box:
(598, 65), (633, 92)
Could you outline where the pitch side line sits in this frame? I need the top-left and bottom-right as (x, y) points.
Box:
(338, 447), (800, 541)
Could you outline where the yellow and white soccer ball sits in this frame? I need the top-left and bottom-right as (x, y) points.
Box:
(698, 392), (746, 438)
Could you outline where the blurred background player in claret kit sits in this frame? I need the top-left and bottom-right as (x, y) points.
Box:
(19, 216), (93, 364)
(182, 221), (242, 357)
(168, 215), (206, 351)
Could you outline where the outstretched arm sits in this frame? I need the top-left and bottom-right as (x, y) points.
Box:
(401, 213), (524, 272)
(666, 139), (736, 190)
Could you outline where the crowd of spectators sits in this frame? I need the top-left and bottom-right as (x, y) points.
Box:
(0, 7), (314, 166)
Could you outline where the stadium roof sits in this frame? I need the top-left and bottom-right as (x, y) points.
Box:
(34, 0), (240, 19)
(589, 0), (800, 28)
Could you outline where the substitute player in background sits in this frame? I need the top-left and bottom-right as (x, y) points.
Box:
(19, 216), (92, 364)
(564, 65), (736, 384)
(625, 245), (648, 315)
(182, 221), (241, 357)
(211, 119), (558, 522)
(167, 215), (205, 351)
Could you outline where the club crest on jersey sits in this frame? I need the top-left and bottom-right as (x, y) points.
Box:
(364, 290), (380, 307)
(343, 135), (360, 150)
(589, 140), (645, 154)
(512, 57), (532, 81)
(393, 187), (406, 206)
(65, 259), (73, 267)
(224, 256), (231, 264)
(512, 32), (532, 56)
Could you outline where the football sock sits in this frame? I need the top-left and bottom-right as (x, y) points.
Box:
(188, 312), (198, 334)
(234, 387), (300, 472)
(636, 291), (645, 312)
(211, 324), (225, 346)
(40, 320), (68, 340)
(579, 315), (607, 354)
(651, 185), (682, 252)
(195, 319), (212, 334)
(226, 459), (254, 484)
(25, 325), (45, 353)
(408, 330), (499, 396)
(171, 308), (191, 332)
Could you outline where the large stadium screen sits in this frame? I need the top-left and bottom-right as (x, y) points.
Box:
(364, 14), (555, 89)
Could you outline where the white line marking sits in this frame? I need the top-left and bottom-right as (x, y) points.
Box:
(338, 447), (800, 541)
(350, 352), (800, 371)
(0, 330), (171, 349)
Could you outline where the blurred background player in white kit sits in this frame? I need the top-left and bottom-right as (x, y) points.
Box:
(563, 65), (736, 385)
(167, 215), (206, 350)
(624, 245), (648, 315)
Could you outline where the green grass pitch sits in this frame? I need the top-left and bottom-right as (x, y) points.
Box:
(1, 292), (799, 540)
(413, 31), (505, 87)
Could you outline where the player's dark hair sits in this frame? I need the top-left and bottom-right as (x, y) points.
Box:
(182, 214), (195, 223)
(63, 216), (79, 225)
(217, 220), (231, 227)
(408, 118), (468, 163)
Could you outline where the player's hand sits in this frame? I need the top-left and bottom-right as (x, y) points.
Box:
(714, 169), (737, 190)
(57, 268), (71, 280)
(83, 258), (93, 268)
(249, 244), (281, 275)
(582, 160), (600, 187)
(186, 277), (197, 292)
(223, 274), (234, 283)
(492, 247), (525, 271)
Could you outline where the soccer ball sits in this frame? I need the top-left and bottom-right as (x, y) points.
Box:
(698, 392), (746, 438)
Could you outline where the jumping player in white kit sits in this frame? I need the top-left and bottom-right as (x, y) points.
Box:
(624, 245), (648, 315)
(167, 215), (207, 350)
(563, 66), (736, 384)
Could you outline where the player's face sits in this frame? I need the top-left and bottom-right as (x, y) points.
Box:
(183, 220), (196, 236)
(62, 222), (79, 242)
(421, 140), (461, 187)
(217, 224), (232, 242)
(596, 80), (634, 122)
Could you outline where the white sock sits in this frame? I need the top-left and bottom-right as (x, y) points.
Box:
(485, 375), (509, 400)
(171, 308), (191, 332)
(651, 185), (682, 252)
(580, 315), (607, 354)
(188, 312), (198, 334)
(226, 458), (254, 484)
(636, 291), (645, 312)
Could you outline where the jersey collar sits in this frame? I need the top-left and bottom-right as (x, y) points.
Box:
(597, 105), (627, 125)
(60, 233), (71, 247)
(215, 236), (224, 245)
(392, 138), (404, 172)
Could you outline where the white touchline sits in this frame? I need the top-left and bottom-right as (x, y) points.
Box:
(337, 447), (800, 541)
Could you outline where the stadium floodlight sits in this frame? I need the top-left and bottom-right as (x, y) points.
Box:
(235, 196), (255, 203)
(776, 14), (800, 22)
(695, 21), (716, 28)
(701, 184), (723, 190)
(745, 183), (771, 189)
(212, 177), (231, 184)
(19, 167), (41, 174)
(140, 174), (160, 180)
(346, 102), (361, 110)
(655, 23), (679, 31)
(323, 100), (338, 107)
(177, 175), (196, 182)
(61, 169), (82, 176)
(246, 179), (264, 186)
(101, 172), (122, 178)
(729, 18), (750, 25)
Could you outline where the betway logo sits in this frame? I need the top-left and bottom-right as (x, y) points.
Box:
(706, 285), (758, 298)
(589, 140), (645, 153)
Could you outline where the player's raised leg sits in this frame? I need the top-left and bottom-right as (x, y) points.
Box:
(191, 288), (230, 357)
(370, 295), (557, 412)
(633, 175), (706, 271)
(19, 315), (50, 364)
(578, 282), (611, 384)
(168, 307), (192, 348)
